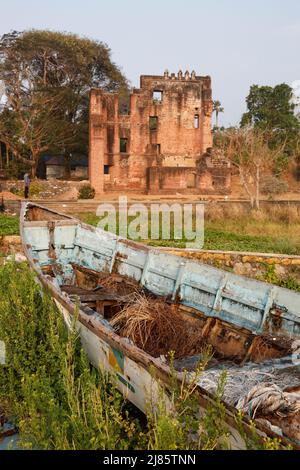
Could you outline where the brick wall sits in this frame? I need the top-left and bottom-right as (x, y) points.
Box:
(89, 71), (230, 195)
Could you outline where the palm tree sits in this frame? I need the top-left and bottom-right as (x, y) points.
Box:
(213, 100), (224, 128)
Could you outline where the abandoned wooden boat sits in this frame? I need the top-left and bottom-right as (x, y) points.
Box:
(20, 202), (300, 449)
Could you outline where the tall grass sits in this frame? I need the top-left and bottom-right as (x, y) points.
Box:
(76, 204), (300, 255)
(0, 214), (19, 236)
(0, 262), (141, 450)
(204, 203), (300, 224)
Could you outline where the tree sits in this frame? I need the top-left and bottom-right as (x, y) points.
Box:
(0, 91), (75, 176)
(0, 30), (128, 176)
(241, 84), (300, 165)
(213, 100), (224, 128)
(216, 127), (285, 209)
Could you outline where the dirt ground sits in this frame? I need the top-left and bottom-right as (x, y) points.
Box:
(0, 191), (22, 201)
(0, 175), (299, 202)
(1, 179), (83, 201)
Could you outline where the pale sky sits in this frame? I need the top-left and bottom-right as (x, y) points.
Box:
(0, 0), (299, 126)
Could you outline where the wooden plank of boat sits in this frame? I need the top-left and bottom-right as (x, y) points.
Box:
(0, 425), (17, 441)
(19, 202), (300, 449)
(61, 285), (125, 302)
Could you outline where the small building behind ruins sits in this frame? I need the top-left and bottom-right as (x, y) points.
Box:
(89, 71), (231, 194)
(43, 155), (88, 180)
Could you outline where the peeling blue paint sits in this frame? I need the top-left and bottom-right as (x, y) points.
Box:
(23, 219), (300, 340)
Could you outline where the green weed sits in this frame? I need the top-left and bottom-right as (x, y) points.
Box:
(260, 264), (300, 291)
(0, 262), (286, 450)
(0, 214), (19, 236)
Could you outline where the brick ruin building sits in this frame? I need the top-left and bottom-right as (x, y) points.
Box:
(89, 70), (231, 194)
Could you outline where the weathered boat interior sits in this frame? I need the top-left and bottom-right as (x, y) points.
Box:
(22, 204), (300, 444)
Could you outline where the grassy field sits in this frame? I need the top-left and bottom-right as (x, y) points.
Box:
(75, 210), (300, 255)
(1, 206), (299, 255)
(0, 214), (19, 236)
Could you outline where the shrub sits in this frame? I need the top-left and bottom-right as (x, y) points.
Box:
(261, 176), (288, 195)
(78, 183), (95, 200)
(260, 264), (300, 292)
(27, 180), (44, 197)
(9, 185), (21, 196)
(268, 205), (300, 224)
(9, 180), (44, 198)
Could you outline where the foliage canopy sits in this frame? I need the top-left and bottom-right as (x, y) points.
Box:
(0, 30), (128, 176)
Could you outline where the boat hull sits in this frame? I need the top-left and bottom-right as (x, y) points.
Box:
(20, 202), (300, 449)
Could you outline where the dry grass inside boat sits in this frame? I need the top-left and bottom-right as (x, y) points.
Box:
(110, 292), (205, 359)
(98, 274), (140, 298)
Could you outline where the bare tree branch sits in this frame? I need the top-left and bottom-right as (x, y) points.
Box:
(216, 126), (287, 209)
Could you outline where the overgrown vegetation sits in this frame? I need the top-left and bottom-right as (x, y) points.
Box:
(1, 202), (300, 255)
(78, 183), (95, 200)
(10, 180), (45, 198)
(75, 204), (300, 255)
(146, 354), (232, 450)
(0, 262), (140, 450)
(0, 262), (282, 450)
(0, 214), (19, 236)
(261, 264), (300, 292)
